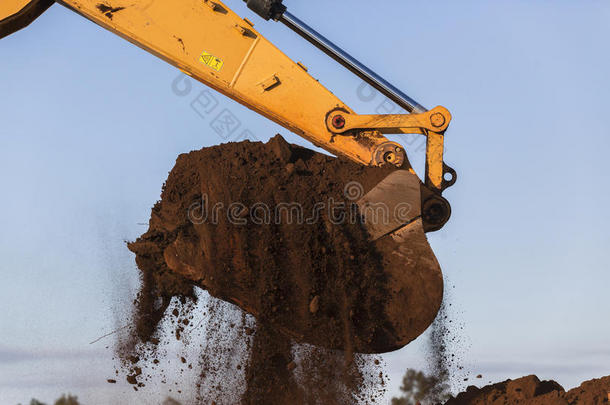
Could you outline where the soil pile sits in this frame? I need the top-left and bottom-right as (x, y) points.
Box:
(445, 375), (610, 405)
(121, 135), (447, 403)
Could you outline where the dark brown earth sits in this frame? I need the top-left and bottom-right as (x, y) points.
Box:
(128, 135), (443, 355)
(121, 135), (446, 403)
(445, 375), (610, 405)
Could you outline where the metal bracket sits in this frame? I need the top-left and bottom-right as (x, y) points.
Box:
(258, 74), (281, 92)
(326, 106), (451, 135)
(325, 106), (454, 194)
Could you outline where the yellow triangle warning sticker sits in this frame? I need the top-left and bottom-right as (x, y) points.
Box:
(199, 51), (224, 72)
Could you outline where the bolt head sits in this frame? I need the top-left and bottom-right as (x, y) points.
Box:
(430, 113), (446, 128)
(332, 115), (346, 129)
(384, 152), (396, 163)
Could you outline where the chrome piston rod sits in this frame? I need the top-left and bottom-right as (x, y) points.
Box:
(279, 11), (427, 114)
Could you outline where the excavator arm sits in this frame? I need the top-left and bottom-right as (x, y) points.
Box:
(1, 0), (456, 353)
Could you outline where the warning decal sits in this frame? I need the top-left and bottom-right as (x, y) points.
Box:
(199, 51), (224, 72)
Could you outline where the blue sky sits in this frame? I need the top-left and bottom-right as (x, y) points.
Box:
(1, 0), (609, 403)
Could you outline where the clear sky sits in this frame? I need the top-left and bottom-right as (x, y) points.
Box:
(1, 0), (609, 404)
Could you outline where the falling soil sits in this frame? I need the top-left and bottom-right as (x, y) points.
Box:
(425, 283), (469, 403)
(425, 300), (454, 403)
(445, 374), (610, 404)
(119, 135), (447, 403)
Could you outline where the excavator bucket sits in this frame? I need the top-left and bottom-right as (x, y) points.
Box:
(353, 170), (444, 352)
(0, 0), (53, 39)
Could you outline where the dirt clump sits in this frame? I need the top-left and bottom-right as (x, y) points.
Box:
(128, 134), (443, 355)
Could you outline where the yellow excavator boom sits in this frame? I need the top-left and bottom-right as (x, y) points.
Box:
(1, 0), (453, 194)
